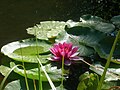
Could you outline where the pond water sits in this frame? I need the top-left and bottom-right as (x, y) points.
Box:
(0, 0), (119, 48)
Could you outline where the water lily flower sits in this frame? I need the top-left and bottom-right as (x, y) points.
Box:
(50, 42), (80, 65)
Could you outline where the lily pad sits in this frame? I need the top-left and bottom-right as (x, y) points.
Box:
(56, 31), (95, 56)
(1, 38), (52, 63)
(79, 14), (115, 33)
(0, 65), (11, 76)
(93, 36), (120, 64)
(90, 62), (120, 81)
(10, 62), (62, 81)
(111, 15), (120, 28)
(4, 80), (21, 90)
(27, 21), (66, 40)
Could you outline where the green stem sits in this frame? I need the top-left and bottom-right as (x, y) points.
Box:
(22, 63), (29, 90)
(33, 80), (37, 90)
(61, 56), (64, 90)
(35, 37), (43, 90)
(37, 57), (56, 90)
(0, 64), (28, 90)
(97, 30), (120, 90)
(20, 43), (29, 90)
(38, 63), (42, 90)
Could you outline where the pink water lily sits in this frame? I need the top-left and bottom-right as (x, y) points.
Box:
(50, 42), (80, 65)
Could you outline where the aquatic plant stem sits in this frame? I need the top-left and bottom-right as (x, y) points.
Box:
(22, 63), (30, 90)
(97, 30), (120, 90)
(20, 43), (29, 90)
(38, 63), (43, 90)
(61, 56), (64, 90)
(0, 64), (28, 90)
(35, 35), (43, 90)
(36, 57), (56, 90)
(33, 80), (37, 90)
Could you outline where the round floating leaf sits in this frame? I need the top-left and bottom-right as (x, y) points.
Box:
(65, 25), (105, 46)
(10, 62), (62, 81)
(93, 36), (120, 64)
(4, 80), (21, 90)
(0, 65), (11, 76)
(27, 21), (66, 40)
(111, 15), (120, 28)
(1, 38), (52, 63)
(90, 62), (120, 81)
(79, 14), (115, 33)
(56, 31), (95, 56)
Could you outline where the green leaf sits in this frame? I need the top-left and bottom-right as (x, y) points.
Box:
(93, 36), (120, 64)
(10, 62), (63, 81)
(90, 63), (120, 81)
(56, 31), (95, 56)
(4, 80), (21, 90)
(1, 38), (52, 63)
(102, 81), (120, 90)
(0, 65), (11, 76)
(80, 14), (103, 21)
(65, 25), (105, 46)
(111, 15), (120, 28)
(27, 21), (66, 40)
(79, 14), (115, 33)
(77, 72), (99, 90)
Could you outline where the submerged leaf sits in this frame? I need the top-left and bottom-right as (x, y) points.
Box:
(27, 21), (66, 40)
(1, 38), (52, 63)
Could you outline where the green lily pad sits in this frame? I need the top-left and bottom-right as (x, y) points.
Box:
(0, 65), (11, 76)
(56, 31), (95, 56)
(93, 36), (120, 64)
(90, 62), (120, 81)
(27, 21), (66, 40)
(4, 80), (21, 90)
(1, 38), (52, 63)
(79, 14), (115, 33)
(10, 62), (62, 81)
(111, 15), (120, 28)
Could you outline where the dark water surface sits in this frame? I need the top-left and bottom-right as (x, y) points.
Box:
(0, 0), (119, 48)
(0, 0), (85, 47)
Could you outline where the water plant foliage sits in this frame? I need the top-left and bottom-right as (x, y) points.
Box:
(0, 14), (120, 90)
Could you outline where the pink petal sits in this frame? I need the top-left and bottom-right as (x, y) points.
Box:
(59, 43), (63, 49)
(67, 51), (72, 57)
(52, 56), (61, 61)
(70, 56), (80, 61)
(50, 48), (58, 56)
(71, 47), (79, 55)
(67, 43), (73, 51)
(70, 52), (79, 57)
